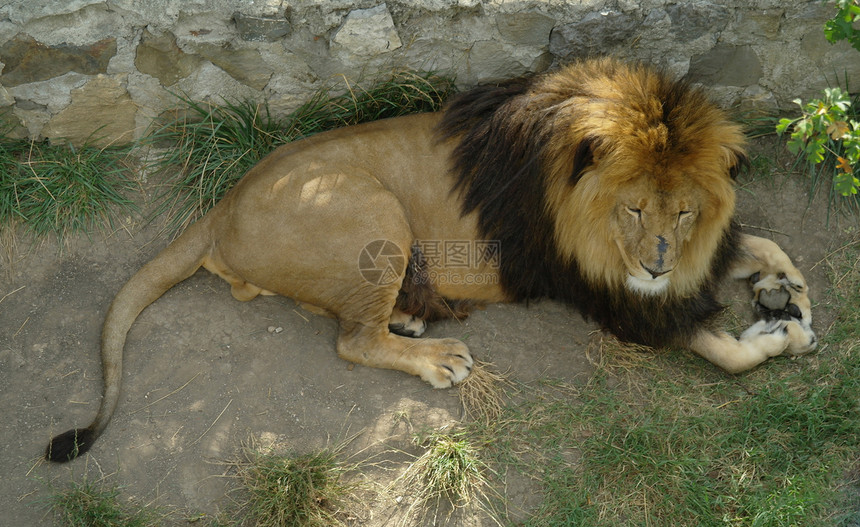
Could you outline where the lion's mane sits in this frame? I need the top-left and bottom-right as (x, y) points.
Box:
(436, 58), (747, 348)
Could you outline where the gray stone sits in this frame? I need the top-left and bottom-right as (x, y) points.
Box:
(331, 4), (402, 57)
(667, 2), (731, 41)
(0, 0), (850, 144)
(196, 44), (272, 90)
(549, 10), (637, 59)
(0, 85), (13, 106)
(688, 44), (763, 87)
(733, 9), (785, 41)
(174, 61), (260, 104)
(8, 72), (88, 113)
(233, 12), (291, 42)
(738, 85), (779, 115)
(468, 39), (551, 82)
(496, 10), (555, 47)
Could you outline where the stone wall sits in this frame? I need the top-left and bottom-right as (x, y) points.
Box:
(0, 0), (857, 145)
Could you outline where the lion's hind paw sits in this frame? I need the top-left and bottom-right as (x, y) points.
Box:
(751, 273), (811, 323)
(389, 314), (427, 338)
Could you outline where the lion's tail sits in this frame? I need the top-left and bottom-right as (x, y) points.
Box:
(45, 217), (212, 462)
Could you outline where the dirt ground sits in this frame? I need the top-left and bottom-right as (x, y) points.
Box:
(0, 140), (853, 526)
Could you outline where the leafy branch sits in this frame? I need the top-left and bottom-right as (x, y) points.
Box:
(823, 0), (860, 51)
(776, 0), (860, 197)
(777, 88), (860, 196)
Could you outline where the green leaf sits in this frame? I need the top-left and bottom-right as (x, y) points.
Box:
(834, 172), (860, 196)
(775, 118), (795, 135)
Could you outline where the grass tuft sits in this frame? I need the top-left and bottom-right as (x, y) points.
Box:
(148, 70), (456, 234)
(394, 429), (497, 524)
(0, 137), (137, 240)
(230, 444), (356, 527)
(50, 479), (158, 527)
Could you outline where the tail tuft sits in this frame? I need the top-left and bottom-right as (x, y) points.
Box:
(45, 428), (95, 462)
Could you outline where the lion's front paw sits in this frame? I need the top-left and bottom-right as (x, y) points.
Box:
(784, 318), (817, 355)
(739, 316), (816, 361)
(419, 338), (474, 388)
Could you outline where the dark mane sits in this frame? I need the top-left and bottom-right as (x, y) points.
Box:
(436, 74), (568, 303)
(435, 65), (741, 348)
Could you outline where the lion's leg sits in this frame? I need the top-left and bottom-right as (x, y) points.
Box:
(690, 322), (803, 374)
(202, 256), (274, 301)
(337, 259), (471, 387)
(337, 322), (472, 388)
(728, 234), (817, 356)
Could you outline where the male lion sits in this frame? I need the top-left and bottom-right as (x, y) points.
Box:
(46, 58), (817, 462)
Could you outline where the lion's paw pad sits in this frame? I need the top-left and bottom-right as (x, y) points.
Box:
(757, 285), (791, 312)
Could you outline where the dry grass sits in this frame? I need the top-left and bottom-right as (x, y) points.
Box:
(585, 331), (665, 374)
(391, 429), (499, 526)
(457, 358), (511, 424)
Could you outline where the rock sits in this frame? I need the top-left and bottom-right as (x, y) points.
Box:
(41, 74), (137, 145)
(195, 43), (272, 90)
(688, 44), (763, 87)
(549, 10), (637, 59)
(666, 2), (731, 41)
(8, 72), (88, 113)
(495, 10), (555, 47)
(233, 12), (291, 42)
(331, 4), (402, 57)
(134, 29), (202, 87)
(469, 40), (551, 82)
(0, 85), (13, 106)
(0, 34), (116, 86)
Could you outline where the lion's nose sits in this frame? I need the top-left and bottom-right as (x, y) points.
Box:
(640, 262), (669, 279)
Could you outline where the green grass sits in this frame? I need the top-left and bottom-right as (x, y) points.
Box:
(0, 138), (137, 239)
(228, 445), (356, 527)
(395, 429), (498, 525)
(475, 366), (859, 525)
(464, 243), (860, 526)
(49, 479), (159, 527)
(148, 70), (456, 234)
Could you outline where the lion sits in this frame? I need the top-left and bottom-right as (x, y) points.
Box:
(45, 58), (817, 462)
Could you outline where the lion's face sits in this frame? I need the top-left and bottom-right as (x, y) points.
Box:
(610, 183), (699, 295)
(550, 143), (738, 299)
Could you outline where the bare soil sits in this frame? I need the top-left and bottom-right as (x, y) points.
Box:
(0, 141), (853, 526)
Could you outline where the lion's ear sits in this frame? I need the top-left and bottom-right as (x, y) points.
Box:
(570, 136), (600, 184)
(726, 149), (749, 181)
